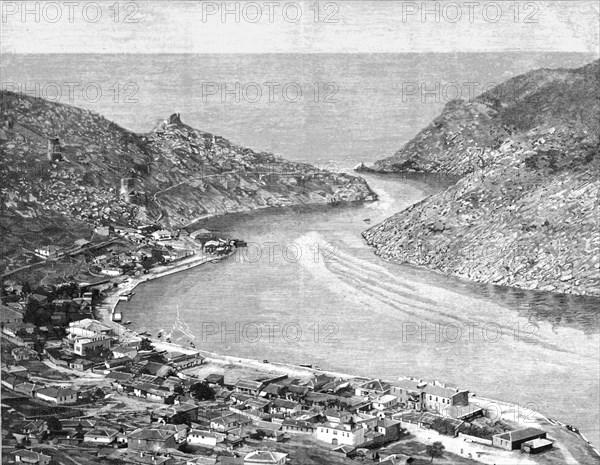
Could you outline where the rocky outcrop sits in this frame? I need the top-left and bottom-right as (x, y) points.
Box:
(363, 60), (600, 296)
(0, 92), (375, 267)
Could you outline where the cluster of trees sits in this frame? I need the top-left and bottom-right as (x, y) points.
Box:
(189, 381), (215, 401)
(464, 423), (500, 440)
(430, 418), (458, 437)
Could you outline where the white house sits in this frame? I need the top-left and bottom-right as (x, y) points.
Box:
(244, 450), (288, 465)
(68, 319), (112, 338)
(84, 428), (119, 444)
(372, 394), (398, 410)
(34, 246), (60, 259)
(151, 230), (173, 241)
(35, 387), (78, 404)
(73, 335), (112, 356)
(12, 450), (51, 465)
(187, 429), (222, 447)
(423, 383), (469, 413)
(315, 422), (366, 446)
(100, 267), (124, 277)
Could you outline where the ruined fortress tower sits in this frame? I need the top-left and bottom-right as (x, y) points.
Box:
(119, 177), (134, 203)
(47, 137), (62, 162)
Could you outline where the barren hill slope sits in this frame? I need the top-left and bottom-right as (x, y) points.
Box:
(363, 61), (599, 296)
(0, 91), (374, 272)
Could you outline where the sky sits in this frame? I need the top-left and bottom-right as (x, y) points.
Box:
(1, 1), (599, 54)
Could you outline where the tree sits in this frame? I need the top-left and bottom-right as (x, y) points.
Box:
(189, 381), (215, 401)
(431, 418), (455, 436)
(46, 416), (62, 432)
(173, 385), (184, 395)
(139, 338), (154, 351)
(426, 441), (445, 462)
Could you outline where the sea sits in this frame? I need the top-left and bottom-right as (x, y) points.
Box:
(2, 52), (598, 448)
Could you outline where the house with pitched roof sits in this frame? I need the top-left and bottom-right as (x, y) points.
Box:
(281, 419), (316, 435)
(133, 383), (173, 403)
(243, 450), (288, 464)
(0, 303), (24, 324)
(210, 413), (252, 432)
(354, 379), (390, 397)
(128, 427), (178, 452)
(67, 319), (112, 338)
(73, 335), (112, 356)
(204, 373), (225, 387)
(35, 387), (78, 404)
(270, 398), (301, 416)
(235, 379), (265, 396)
(492, 427), (547, 451)
(315, 422), (366, 446)
(84, 428), (119, 444)
(187, 429), (223, 447)
(372, 394), (399, 411)
(11, 450), (51, 465)
(390, 378), (468, 413)
(10, 419), (48, 441)
(423, 382), (469, 413)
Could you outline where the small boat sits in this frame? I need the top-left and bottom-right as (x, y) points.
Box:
(363, 218), (371, 222)
(119, 292), (135, 301)
(157, 332), (162, 338)
(123, 321), (132, 325)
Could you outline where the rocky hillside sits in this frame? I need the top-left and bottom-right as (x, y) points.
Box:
(0, 91), (375, 268)
(362, 60), (599, 296)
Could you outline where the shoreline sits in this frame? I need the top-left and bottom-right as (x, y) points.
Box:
(94, 254), (600, 459)
(95, 250), (234, 324)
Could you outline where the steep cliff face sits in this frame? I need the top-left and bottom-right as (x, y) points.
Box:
(0, 92), (375, 267)
(143, 114), (375, 225)
(372, 61), (599, 176)
(363, 61), (599, 296)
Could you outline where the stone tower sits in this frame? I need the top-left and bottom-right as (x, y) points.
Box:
(169, 113), (182, 125)
(119, 177), (134, 203)
(47, 137), (62, 162)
